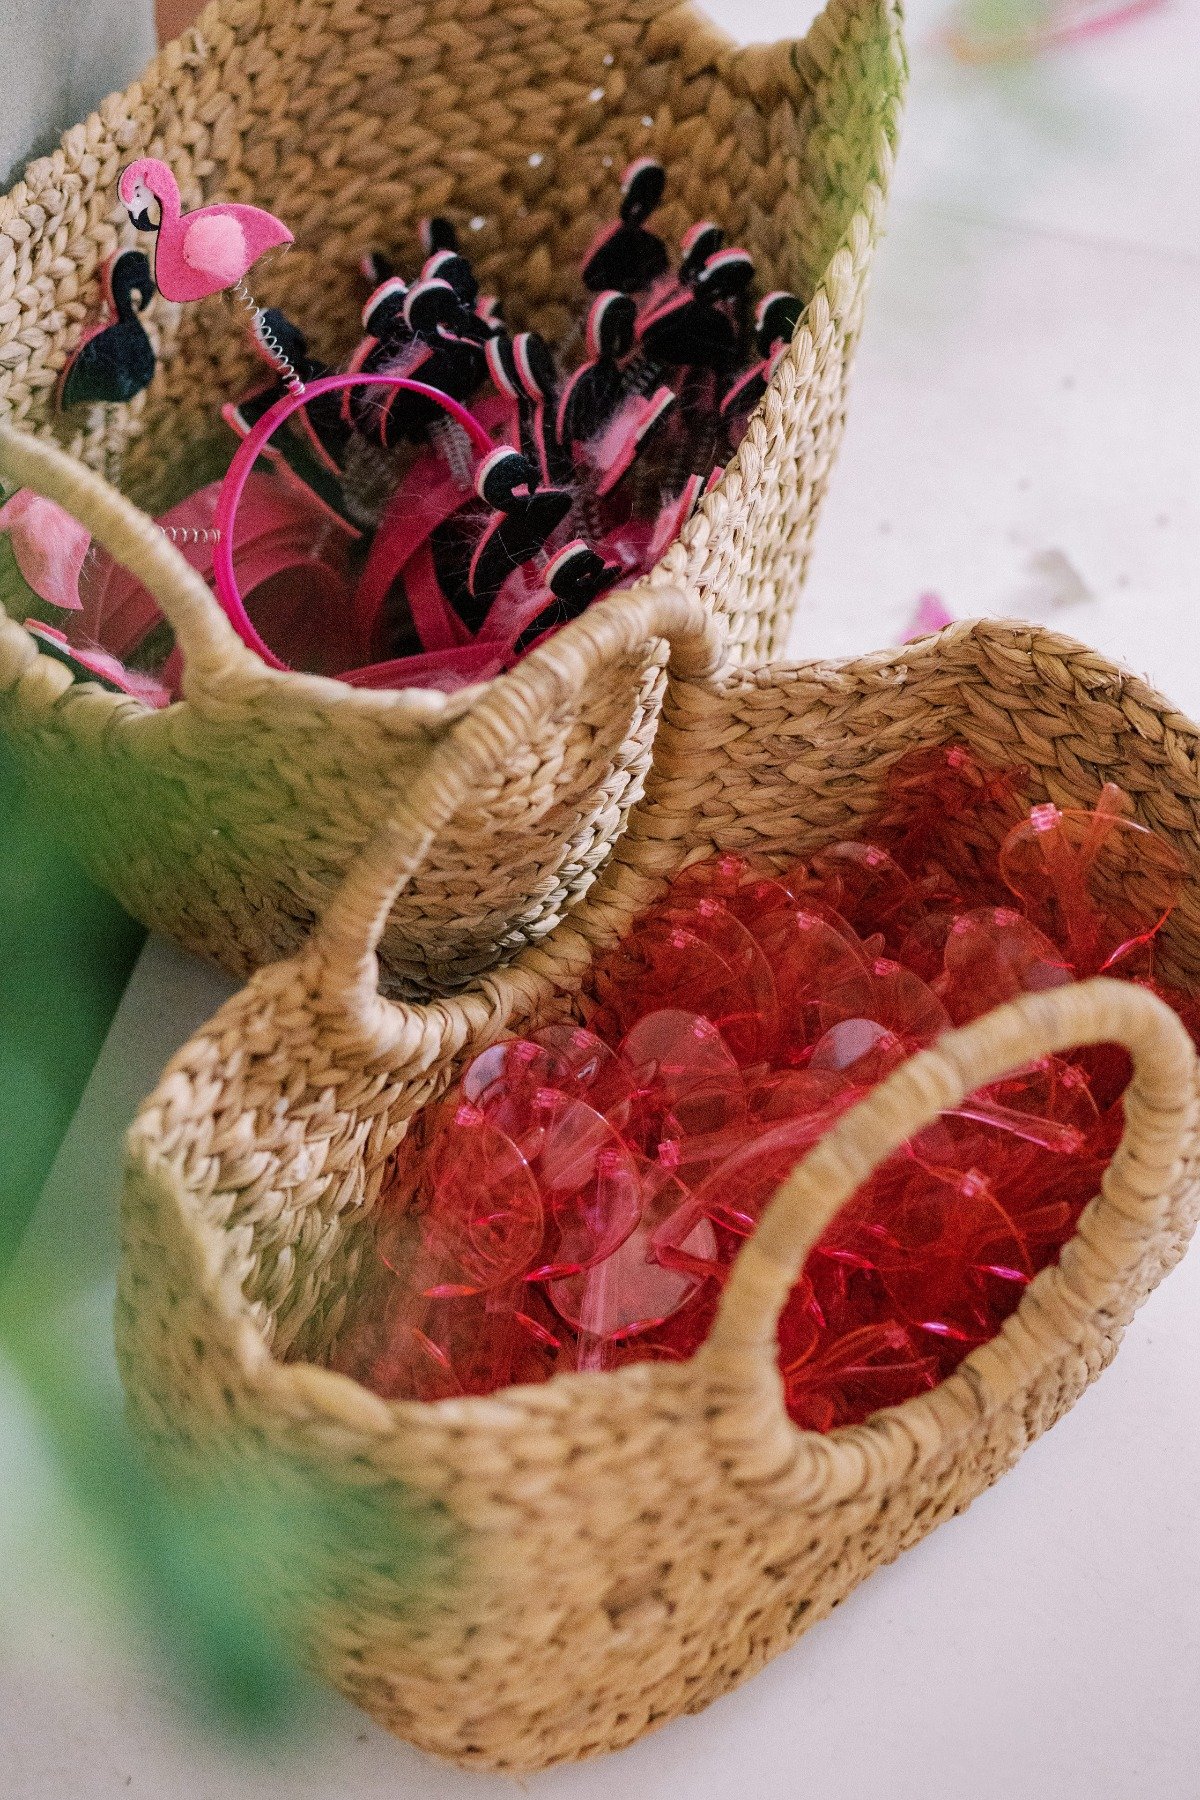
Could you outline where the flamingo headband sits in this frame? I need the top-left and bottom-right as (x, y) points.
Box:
(22, 154), (807, 697)
(118, 159), (294, 305)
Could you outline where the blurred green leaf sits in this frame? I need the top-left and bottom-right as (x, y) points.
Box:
(0, 738), (144, 1270)
(956, 0), (1054, 38)
(0, 677), (434, 1737)
(1, 1283), (306, 1728)
(2, 1274), (436, 1736)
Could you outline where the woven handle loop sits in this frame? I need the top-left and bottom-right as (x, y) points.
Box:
(311, 582), (724, 1033)
(703, 978), (1195, 1460)
(0, 422), (248, 684)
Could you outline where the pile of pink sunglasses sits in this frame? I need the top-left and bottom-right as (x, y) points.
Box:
(330, 745), (1197, 1425)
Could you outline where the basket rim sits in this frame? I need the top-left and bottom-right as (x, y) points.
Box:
(121, 614), (1200, 1514)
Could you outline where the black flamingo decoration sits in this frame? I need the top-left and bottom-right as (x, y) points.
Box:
(582, 158), (670, 294)
(513, 539), (624, 652)
(466, 446), (572, 621)
(557, 290), (637, 451)
(58, 250), (156, 409)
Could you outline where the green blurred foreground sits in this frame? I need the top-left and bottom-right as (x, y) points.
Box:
(0, 738), (144, 1267)
(0, 745), (432, 1735)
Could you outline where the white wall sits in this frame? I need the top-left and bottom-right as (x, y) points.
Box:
(2, 0), (154, 185)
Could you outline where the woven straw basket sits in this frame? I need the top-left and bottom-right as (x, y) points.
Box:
(118, 597), (1200, 1771)
(0, 0), (905, 993)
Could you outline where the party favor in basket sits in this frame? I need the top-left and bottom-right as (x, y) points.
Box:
(0, 0), (905, 993)
(118, 601), (1200, 1771)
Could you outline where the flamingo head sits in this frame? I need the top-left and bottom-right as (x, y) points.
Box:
(404, 277), (460, 341)
(119, 159), (175, 232)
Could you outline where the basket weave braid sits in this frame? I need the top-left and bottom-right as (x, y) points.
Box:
(119, 611), (1200, 1771)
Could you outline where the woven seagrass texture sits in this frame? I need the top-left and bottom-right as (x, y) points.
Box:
(118, 614), (1200, 1771)
(0, 0), (905, 989)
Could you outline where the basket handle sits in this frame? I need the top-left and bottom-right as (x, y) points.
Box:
(309, 581), (724, 1046)
(701, 978), (1196, 1481)
(0, 422), (249, 685)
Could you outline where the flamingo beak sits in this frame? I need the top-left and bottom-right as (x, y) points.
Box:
(125, 184), (159, 232)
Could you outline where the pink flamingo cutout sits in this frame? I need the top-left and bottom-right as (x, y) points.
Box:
(118, 158), (293, 304)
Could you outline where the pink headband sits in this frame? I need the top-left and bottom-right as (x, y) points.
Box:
(212, 372), (496, 669)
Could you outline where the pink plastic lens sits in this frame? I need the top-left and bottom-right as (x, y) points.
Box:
(685, 1111), (843, 1237)
(591, 902), (778, 1064)
(819, 958), (951, 1048)
(530, 1023), (637, 1106)
(810, 1018), (907, 1080)
(658, 897), (780, 1062)
(590, 918), (737, 1040)
(771, 910), (873, 1060)
(792, 840), (927, 951)
(999, 796), (1185, 974)
(547, 1164), (716, 1342)
(417, 1109), (544, 1296)
(938, 906), (1073, 1024)
(524, 1093), (642, 1280)
(861, 1161), (1034, 1350)
(620, 1009), (746, 1141)
(463, 1039), (575, 1132)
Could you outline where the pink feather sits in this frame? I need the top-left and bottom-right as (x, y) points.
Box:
(0, 488), (89, 609)
(901, 592), (956, 642)
(22, 622), (170, 706)
(181, 212), (248, 284)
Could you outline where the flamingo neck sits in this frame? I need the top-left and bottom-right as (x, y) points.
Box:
(111, 263), (137, 320)
(147, 167), (182, 232)
(111, 258), (151, 321)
